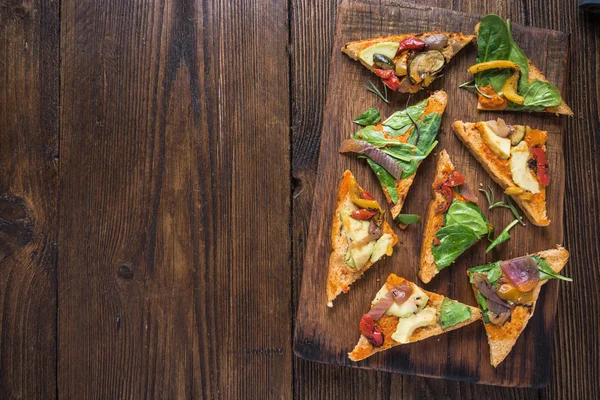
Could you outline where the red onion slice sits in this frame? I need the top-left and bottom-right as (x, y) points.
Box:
(472, 273), (511, 319)
(367, 290), (394, 321)
(390, 283), (413, 305)
(459, 182), (478, 203)
(423, 34), (448, 50)
(340, 139), (403, 180)
(500, 256), (540, 293)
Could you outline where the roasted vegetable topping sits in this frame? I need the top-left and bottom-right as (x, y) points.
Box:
(531, 147), (550, 185)
(408, 50), (445, 86)
(351, 209), (377, 220)
(397, 36), (425, 53)
(360, 314), (384, 347)
(373, 53), (395, 70)
(423, 34), (448, 50)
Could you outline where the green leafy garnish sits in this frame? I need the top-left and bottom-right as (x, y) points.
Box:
(364, 80), (389, 104)
(471, 14), (564, 111)
(468, 261), (502, 285)
(459, 80), (493, 99)
(533, 256), (572, 282)
(395, 214), (421, 225)
(439, 298), (472, 329)
(486, 219), (520, 253)
(365, 158), (398, 204)
(479, 185), (509, 210)
(432, 198), (492, 270)
(353, 108), (381, 126)
(382, 99), (427, 137)
(504, 195), (525, 226)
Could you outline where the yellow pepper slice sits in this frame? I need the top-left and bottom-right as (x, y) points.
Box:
(348, 180), (382, 210)
(467, 60), (520, 74)
(501, 71), (525, 104)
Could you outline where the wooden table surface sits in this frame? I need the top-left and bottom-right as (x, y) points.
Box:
(0, 0), (597, 398)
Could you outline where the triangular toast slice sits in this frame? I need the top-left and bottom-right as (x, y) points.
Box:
(340, 91), (448, 226)
(326, 170), (398, 307)
(342, 32), (474, 93)
(349, 274), (481, 361)
(467, 246), (570, 367)
(469, 16), (572, 115)
(452, 120), (550, 226)
(419, 150), (492, 283)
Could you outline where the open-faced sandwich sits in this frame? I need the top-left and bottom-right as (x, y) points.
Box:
(326, 170), (398, 307)
(342, 32), (474, 93)
(467, 246), (570, 367)
(419, 150), (493, 283)
(340, 91), (447, 226)
(349, 274), (481, 361)
(461, 15), (572, 115)
(452, 119), (551, 226)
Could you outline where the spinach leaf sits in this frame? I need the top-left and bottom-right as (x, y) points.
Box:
(381, 99), (428, 137)
(409, 113), (441, 152)
(380, 143), (424, 163)
(486, 219), (519, 253)
(397, 140), (438, 179)
(519, 80), (563, 108)
(477, 14), (512, 63)
(439, 298), (472, 329)
(468, 261), (502, 285)
(476, 292), (491, 323)
(395, 214), (420, 225)
(353, 126), (396, 147)
(444, 199), (491, 236)
(353, 108), (381, 126)
(533, 256), (572, 282)
(432, 224), (480, 270)
(366, 158), (399, 204)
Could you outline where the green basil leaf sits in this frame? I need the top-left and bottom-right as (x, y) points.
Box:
(468, 261), (503, 285)
(439, 298), (472, 329)
(381, 99), (428, 136)
(432, 224), (480, 270)
(444, 199), (491, 236)
(519, 80), (563, 108)
(486, 219), (519, 253)
(533, 256), (572, 282)
(353, 108), (381, 126)
(395, 214), (420, 225)
(365, 158), (399, 204)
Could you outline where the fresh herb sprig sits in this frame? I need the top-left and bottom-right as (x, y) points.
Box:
(478, 186), (525, 226)
(459, 80), (493, 99)
(364, 80), (389, 104)
(486, 219), (520, 253)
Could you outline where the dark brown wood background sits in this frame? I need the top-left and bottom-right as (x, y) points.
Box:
(0, 0), (597, 398)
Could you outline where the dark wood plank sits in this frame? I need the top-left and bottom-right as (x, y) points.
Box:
(58, 0), (291, 397)
(0, 0), (59, 398)
(293, 0), (569, 389)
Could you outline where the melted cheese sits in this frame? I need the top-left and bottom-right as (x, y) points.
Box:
(391, 307), (437, 343)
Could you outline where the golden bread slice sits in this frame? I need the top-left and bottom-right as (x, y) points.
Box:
(452, 120), (550, 226)
(342, 32), (474, 93)
(326, 170), (398, 307)
(349, 274), (481, 361)
(467, 246), (569, 367)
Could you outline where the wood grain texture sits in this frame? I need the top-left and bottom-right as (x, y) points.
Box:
(58, 0), (291, 398)
(294, 0), (569, 389)
(0, 0), (59, 398)
(291, 0), (599, 397)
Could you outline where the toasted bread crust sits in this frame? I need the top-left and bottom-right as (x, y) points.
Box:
(349, 274), (482, 361)
(326, 171), (398, 306)
(418, 150), (455, 283)
(470, 246), (569, 367)
(472, 26), (572, 116)
(451, 121), (550, 226)
(380, 91), (448, 223)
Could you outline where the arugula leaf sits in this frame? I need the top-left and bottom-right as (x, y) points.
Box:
(366, 158), (399, 204)
(468, 261), (502, 285)
(395, 214), (420, 225)
(381, 99), (428, 137)
(533, 256), (573, 282)
(439, 298), (472, 329)
(486, 219), (519, 253)
(444, 199), (491, 236)
(432, 225), (480, 270)
(353, 108), (381, 126)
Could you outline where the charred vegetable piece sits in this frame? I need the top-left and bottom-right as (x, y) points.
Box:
(510, 125), (526, 145)
(423, 34), (448, 50)
(502, 71), (525, 104)
(467, 60), (519, 74)
(397, 36), (425, 53)
(351, 209), (377, 220)
(373, 68), (401, 91)
(394, 53), (409, 76)
(360, 314), (384, 347)
(373, 53), (395, 70)
(531, 147), (550, 185)
(408, 50), (445, 85)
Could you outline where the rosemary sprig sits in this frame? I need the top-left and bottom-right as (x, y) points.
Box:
(364, 80), (389, 104)
(479, 186), (526, 226)
(459, 80), (493, 99)
(504, 194), (525, 226)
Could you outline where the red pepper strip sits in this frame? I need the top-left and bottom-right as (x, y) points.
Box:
(398, 36), (425, 53)
(373, 68), (401, 91)
(435, 185), (453, 214)
(351, 209), (377, 220)
(531, 147), (550, 185)
(360, 191), (375, 200)
(433, 236), (441, 246)
(360, 314), (384, 347)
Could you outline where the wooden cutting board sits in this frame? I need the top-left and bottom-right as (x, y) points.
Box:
(294, 0), (569, 388)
